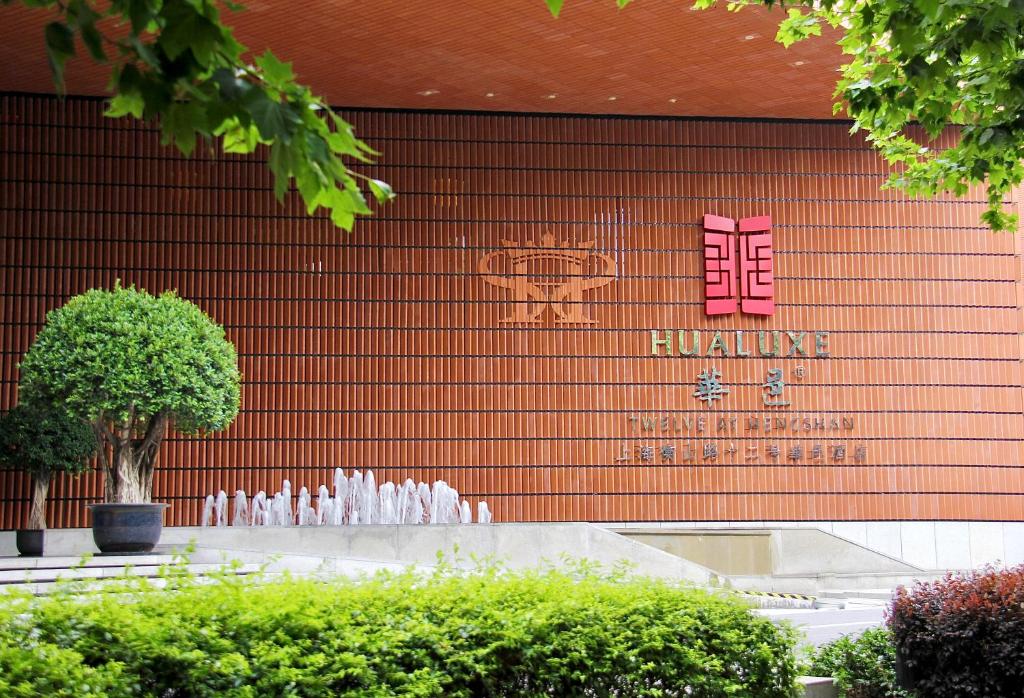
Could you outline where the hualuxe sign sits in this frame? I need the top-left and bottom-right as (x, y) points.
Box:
(649, 329), (830, 358)
(476, 214), (832, 359)
(474, 215), (853, 465)
(648, 213), (831, 358)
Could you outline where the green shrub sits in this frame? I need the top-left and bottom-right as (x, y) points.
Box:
(0, 563), (800, 697)
(808, 627), (909, 698)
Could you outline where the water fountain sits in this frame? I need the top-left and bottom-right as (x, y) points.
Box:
(201, 494), (215, 527)
(232, 490), (249, 526)
(316, 485), (332, 525)
(214, 490), (228, 527)
(201, 469), (491, 527)
(269, 492), (289, 527)
(250, 491), (269, 526)
(296, 486), (317, 526)
(478, 502), (492, 524)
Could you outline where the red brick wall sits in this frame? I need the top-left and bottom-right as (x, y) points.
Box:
(2, 93), (1022, 527)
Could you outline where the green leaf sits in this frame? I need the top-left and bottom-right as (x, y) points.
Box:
(544, 0), (564, 18)
(344, 187), (373, 216)
(369, 179), (395, 203)
(775, 8), (821, 48)
(79, 24), (105, 61)
(127, 0), (154, 35)
(221, 123), (259, 153)
(26, 0), (395, 231)
(211, 67), (253, 103)
(159, 3), (221, 64)
(105, 92), (145, 119)
(268, 142), (291, 200)
(330, 204), (355, 231)
(161, 100), (209, 156)
(129, 36), (161, 69)
(44, 21), (75, 93)
(158, 3), (199, 59)
(243, 90), (299, 142)
(135, 74), (173, 119)
(255, 50), (295, 87)
(204, 97), (237, 133)
(67, 0), (105, 61)
(296, 171), (322, 213)
(187, 19), (223, 66)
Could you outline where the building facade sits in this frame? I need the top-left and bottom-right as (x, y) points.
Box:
(2, 93), (1022, 566)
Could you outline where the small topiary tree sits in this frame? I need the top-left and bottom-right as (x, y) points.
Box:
(0, 401), (96, 529)
(18, 283), (241, 504)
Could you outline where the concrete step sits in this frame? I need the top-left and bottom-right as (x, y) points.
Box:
(0, 554), (176, 571)
(814, 588), (895, 609)
(2, 569), (275, 597)
(0, 561), (263, 585)
(730, 570), (944, 596)
(0, 551), (422, 595)
(0, 555), (266, 595)
(15, 525), (721, 586)
(818, 588), (895, 601)
(812, 597), (846, 609)
(843, 597), (889, 608)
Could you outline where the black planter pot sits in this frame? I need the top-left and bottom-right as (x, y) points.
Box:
(87, 503), (170, 554)
(15, 529), (44, 556)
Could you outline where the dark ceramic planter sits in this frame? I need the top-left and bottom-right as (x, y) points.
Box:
(15, 529), (44, 556)
(87, 503), (169, 554)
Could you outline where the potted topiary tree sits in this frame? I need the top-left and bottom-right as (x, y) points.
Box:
(17, 282), (241, 553)
(0, 401), (96, 556)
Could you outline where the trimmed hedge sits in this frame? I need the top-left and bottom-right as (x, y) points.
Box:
(0, 562), (799, 697)
(889, 565), (1024, 698)
(808, 627), (909, 698)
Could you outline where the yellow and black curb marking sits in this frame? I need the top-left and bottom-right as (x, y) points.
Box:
(734, 589), (817, 602)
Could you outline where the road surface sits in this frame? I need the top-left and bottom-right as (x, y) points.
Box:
(756, 606), (886, 646)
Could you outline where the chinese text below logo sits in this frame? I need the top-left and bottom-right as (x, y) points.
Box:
(478, 233), (617, 324)
(703, 213), (774, 316)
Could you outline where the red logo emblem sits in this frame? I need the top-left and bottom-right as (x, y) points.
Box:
(703, 214), (774, 316)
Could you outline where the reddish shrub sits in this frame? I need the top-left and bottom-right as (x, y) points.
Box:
(888, 565), (1024, 697)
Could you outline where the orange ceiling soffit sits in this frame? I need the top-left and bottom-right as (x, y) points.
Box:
(0, 1), (844, 119)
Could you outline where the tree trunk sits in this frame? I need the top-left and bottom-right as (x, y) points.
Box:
(28, 472), (51, 530)
(112, 441), (147, 503)
(93, 423), (117, 503)
(105, 413), (168, 504)
(103, 453), (117, 503)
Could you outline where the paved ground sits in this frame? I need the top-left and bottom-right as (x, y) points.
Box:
(756, 606), (886, 647)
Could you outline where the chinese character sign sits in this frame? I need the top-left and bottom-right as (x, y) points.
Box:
(703, 214), (738, 315)
(738, 215), (774, 316)
(694, 368), (730, 405)
(703, 214), (774, 317)
(762, 368), (790, 407)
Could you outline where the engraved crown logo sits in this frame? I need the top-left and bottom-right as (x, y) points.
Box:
(479, 232), (617, 324)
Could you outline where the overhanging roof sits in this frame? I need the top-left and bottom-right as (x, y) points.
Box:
(0, 1), (844, 119)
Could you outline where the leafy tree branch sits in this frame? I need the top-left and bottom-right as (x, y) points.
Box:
(549, 0), (1024, 232)
(5, 0), (394, 230)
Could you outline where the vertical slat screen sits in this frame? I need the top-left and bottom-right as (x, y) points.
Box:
(1, 93), (1022, 527)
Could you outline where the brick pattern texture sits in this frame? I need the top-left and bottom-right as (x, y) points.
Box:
(1, 94), (1022, 527)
